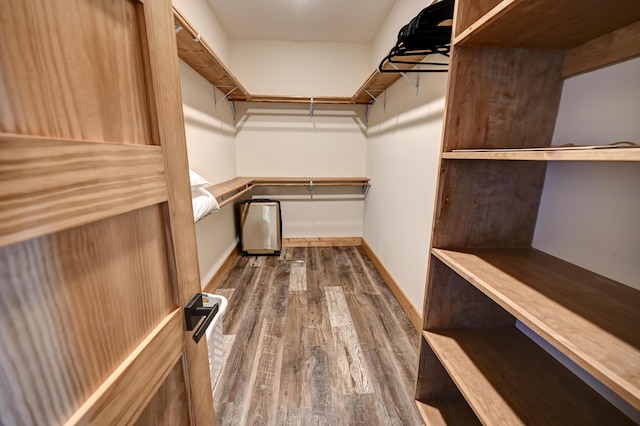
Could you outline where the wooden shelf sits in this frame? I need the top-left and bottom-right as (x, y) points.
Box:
(454, 0), (640, 49)
(173, 7), (250, 102)
(431, 248), (640, 410)
(205, 177), (370, 208)
(442, 147), (640, 161)
(415, 399), (479, 426)
(173, 6), (429, 106)
(424, 328), (635, 425)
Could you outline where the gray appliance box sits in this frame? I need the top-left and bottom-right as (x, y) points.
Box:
(239, 199), (282, 256)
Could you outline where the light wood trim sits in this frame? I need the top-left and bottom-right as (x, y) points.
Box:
(173, 7), (250, 101)
(282, 237), (362, 247)
(247, 95), (355, 104)
(142, 0), (216, 423)
(361, 239), (422, 331)
(562, 20), (640, 78)
(432, 248), (640, 410)
(205, 177), (254, 201)
(203, 244), (240, 293)
(424, 328), (635, 424)
(442, 147), (640, 161)
(218, 185), (254, 208)
(415, 399), (479, 426)
(454, 0), (640, 49)
(65, 310), (183, 425)
(0, 135), (167, 248)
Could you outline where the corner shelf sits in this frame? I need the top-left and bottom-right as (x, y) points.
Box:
(172, 6), (429, 106)
(205, 177), (371, 208)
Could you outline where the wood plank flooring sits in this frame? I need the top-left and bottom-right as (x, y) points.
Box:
(212, 246), (423, 425)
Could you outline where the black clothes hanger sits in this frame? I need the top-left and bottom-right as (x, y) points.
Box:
(379, 0), (454, 73)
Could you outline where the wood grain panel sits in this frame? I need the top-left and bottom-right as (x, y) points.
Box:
(309, 345), (346, 424)
(0, 136), (167, 248)
(454, 0), (501, 39)
(443, 147), (640, 161)
(455, 0), (640, 49)
(66, 311), (184, 425)
(282, 237), (362, 248)
(432, 248), (640, 410)
(0, 0), (151, 142)
(425, 328), (635, 425)
(415, 338), (463, 401)
(325, 286), (372, 395)
(141, 0), (216, 421)
(278, 291), (310, 409)
(562, 20), (640, 78)
(239, 317), (285, 425)
(0, 205), (174, 425)
(432, 160), (547, 248)
(415, 399), (480, 426)
(443, 47), (563, 151)
(135, 359), (190, 426)
(363, 348), (424, 425)
(424, 256), (515, 330)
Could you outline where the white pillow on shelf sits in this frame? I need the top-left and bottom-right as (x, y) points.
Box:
(189, 169), (211, 192)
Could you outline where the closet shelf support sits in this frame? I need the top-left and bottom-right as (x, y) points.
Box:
(175, 25), (183, 34)
(309, 98), (314, 121)
(364, 89), (386, 123)
(391, 63), (420, 96)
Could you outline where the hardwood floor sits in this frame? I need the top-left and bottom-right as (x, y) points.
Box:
(212, 246), (423, 425)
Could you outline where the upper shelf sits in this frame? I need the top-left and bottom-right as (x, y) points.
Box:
(454, 0), (640, 49)
(172, 5), (423, 105)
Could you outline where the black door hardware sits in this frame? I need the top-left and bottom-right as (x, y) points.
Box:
(184, 293), (219, 343)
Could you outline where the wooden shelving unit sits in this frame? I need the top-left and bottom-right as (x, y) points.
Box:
(205, 177), (370, 208)
(415, 1), (640, 424)
(172, 6), (428, 106)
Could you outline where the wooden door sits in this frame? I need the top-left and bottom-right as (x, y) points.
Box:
(0, 0), (215, 424)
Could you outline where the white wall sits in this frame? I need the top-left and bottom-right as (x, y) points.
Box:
(229, 40), (371, 97)
(363, 71), (448, 312)
(235, 103), (368, 238)
(179, 60), (239, 289)
(533, 57), (640, 289)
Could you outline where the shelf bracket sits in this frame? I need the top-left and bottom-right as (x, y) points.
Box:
(214, 86), (238, 119)
(308, 180), (314, 198)
(391, 63), (420, 96)
(192, 33), (201, 43)
(309, 97), (314, 121)
(175, 25), (183, 34)
(364, 89), (386, 123)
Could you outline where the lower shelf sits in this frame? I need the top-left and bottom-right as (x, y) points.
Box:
(423, 328), (634, 425)
(415, 399), (479, 426)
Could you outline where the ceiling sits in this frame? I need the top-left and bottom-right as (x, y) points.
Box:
(205, 0), (398, 43)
